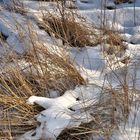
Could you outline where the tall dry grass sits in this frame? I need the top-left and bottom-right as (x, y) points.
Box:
(37, 2), (98, 47)
(4, 0), (27, 15)
(0, 0), (139, 140)
(57, 84), (138, 140)
(114, 0), (131, 4)
(0, 22), (85, 139)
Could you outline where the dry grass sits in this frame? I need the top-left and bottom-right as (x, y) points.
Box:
(4, 0), (27, 15)
(114, 0), (131, 4)
(0, 12), (131, 139)
(101, 29), (127, 56)
(0, 1), (138, 139)
(21, 45), (85, 93)
(57, 85), (135, 140)
(0, 24), (85, 139)
(38, 14), (96, 47)
(0, 69), (39, 139)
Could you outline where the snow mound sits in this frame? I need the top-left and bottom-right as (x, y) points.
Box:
(19, 84), (102, 140)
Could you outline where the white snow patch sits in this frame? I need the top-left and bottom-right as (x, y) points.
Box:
(19, 84), (102, 140)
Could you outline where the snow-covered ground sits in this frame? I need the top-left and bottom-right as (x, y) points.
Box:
(1, 0), (140, 140)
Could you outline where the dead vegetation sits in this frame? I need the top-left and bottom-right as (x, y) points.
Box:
(0, 68), (39, 139)
(101, 29), (127, 56)
(0, 60), (136, 140)
(37, 11), (97, 47)
(21, 44), (85, 93)
(57, 86), (134, 140)
(114, 0), (133, 4)
(0, 10), (130, 139)
(38, 15), (94, 47)
(0, 25), (85, 139)
(0, 0), (138, 139)
(4, 0), (27, 15)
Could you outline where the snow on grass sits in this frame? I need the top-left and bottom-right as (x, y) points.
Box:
(19, 84), (101, 140)
(1, 0), (140, 139)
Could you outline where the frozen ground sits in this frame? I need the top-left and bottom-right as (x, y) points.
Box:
(0, 0), (140, 140)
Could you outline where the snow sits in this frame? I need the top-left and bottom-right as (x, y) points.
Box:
(20, 85), (101, 140)
(70, 46), (105, 71)
(1, 0), (140, 140)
